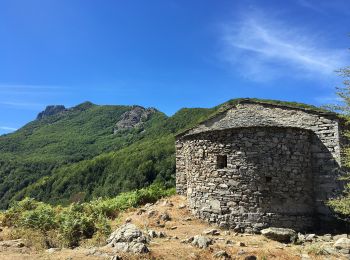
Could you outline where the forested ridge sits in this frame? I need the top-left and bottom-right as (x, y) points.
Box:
(0, 98), (325, 209)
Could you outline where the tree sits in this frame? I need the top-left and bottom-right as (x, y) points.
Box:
(327, 65), (350, 218)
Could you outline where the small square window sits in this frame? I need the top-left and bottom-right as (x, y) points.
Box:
(265, 176), (272, 183)
(217, 155), (227, 169)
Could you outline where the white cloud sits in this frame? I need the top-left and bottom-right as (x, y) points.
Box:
(220, 12), (349, 82)
(0, 126), (17, 131)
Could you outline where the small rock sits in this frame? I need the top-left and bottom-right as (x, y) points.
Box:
(238, 241), (246, 247)
(147, 210), (157, 218)
(297, 233), (305, 243)
(334, 237), (350, 253)
(148, 230), (157, 238)
(305, 234), (316, 242)
(203, 229), (220, 236)
(213, 250), (229, 258)
(125, 217), (132, 223)
(261, 227), (297, 243)
(223, 231), (231, 236)
(159, 213), (171, 222)
(244, 256), (257, 260)
(178, 204), (186, 209)
(192, 235), (213, 249)
(137, 208), (146, 215)
(181, 237), (194, 244)
(170, 226), (177, 230)
(225, 240), (234, 245)
(183, 217), (192, 221)
(172, 236), (179, 240)
(157, 231), (167, 238)
(144, 203), (153, 208)
(161, 200), (174, 207)
(237, 249), (246, 255)
(110, 256), (122, 260)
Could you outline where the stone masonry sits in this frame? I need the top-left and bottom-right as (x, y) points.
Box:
(176, 100), (345, 232)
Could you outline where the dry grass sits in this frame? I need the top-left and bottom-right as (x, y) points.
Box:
(0, 195), (348, 259)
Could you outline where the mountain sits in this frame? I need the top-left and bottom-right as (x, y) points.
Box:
(0, 98), (325, 209)
(0, 101), (216, 208)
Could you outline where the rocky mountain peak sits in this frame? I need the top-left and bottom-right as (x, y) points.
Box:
(114, 105), (157, 133)
(37, 105), (66, 120)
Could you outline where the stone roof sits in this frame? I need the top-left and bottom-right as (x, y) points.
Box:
(176, 98), (339, 138)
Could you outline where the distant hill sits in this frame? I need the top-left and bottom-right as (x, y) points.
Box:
(0, 98), (325, 208)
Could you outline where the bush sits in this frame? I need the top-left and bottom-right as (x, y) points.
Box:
(19, 203), (57, 233)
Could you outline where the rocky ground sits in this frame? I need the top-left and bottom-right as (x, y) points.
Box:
(0, 195), (349, 259)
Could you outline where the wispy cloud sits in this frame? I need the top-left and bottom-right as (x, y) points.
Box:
(219, 12), (349, 82)
(297, 0), (350, 15)
(0, 84), (64, 95)
(297, 0), (326, 14)
(0, 101), (44, 109)
(0, 126), (17, 131)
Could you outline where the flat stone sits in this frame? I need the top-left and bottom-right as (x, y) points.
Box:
(203, 229), (220, 236)
(178, 204), (186, 209)
(261, 227), (297, 243)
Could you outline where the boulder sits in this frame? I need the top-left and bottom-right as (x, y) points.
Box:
(192, 235), (213, 249)
(113, 242), (149, 254)
(261, 227), (297, 243)
(107, 224), (149, 254)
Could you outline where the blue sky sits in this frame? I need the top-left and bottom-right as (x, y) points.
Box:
(0, 0), (349, 135)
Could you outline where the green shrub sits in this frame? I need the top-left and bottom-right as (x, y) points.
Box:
(19, 203), (57, 233)
(1, 184), (174, 248)
(57, 204), (97, 247)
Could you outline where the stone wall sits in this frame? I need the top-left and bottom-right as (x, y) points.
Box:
(178, 127), (316, 232)
(176, 101), (343, 230)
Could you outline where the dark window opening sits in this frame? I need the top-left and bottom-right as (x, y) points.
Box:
(265, 176), (272, 183)
(217, 155), (227, 169)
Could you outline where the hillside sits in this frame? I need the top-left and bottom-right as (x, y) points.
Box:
(0, 98), (327, 209)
